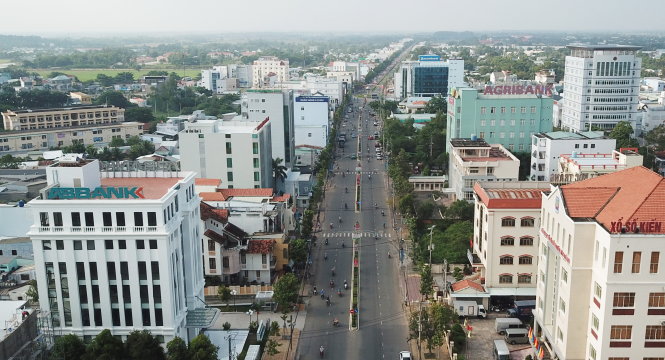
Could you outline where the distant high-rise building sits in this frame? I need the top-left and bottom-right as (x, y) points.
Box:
(252, 57), (289, 88)
(394, 55), (464, 99)
(561, 45), (641, 132)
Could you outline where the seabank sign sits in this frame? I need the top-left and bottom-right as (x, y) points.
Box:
(48, 187), (145, 199)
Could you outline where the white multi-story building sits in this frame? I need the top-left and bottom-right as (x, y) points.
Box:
(553, 148), (643, 185)
(241, 89), (295, 167)
(28, 159), (212, 343)
(561, 45), (642, 132)
(448, 138), (520, 201)
(395, 55), (464, 99)
(274, 75), (345, 106)
(293, 94), (329, 149)
(530, 131), (616, 181)
(533, 166), (665, 360)
(471, 181), (551, 304)
(252, 57), (289, 88)
(179, 118), (273, 189)
(199, 65), (253, 93)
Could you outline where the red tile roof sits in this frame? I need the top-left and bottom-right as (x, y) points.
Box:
(204, 229), (225, 243)
(247, 239), (275, 254)
(200, 202), (228, 223)
(218, 188), (273, 198)
(474, 183), (547, 209)
(272, 193), (291, 202)
(199, 192), (227, 201)
(100, 177), (182, 199)
(561, 166), (665, 234)
(450, 279), (486, 293)
(195, 178), (222, 186)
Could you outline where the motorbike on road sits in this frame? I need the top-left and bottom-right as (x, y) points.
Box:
(320, 346), (325, 358)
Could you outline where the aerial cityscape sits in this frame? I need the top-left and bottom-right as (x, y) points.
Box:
(1, 1), (665, 360)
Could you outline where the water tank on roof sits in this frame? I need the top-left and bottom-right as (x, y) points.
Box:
(470, 134), (477, 141)
(18, 200), (25, 207)
(571, 151), (577, 158)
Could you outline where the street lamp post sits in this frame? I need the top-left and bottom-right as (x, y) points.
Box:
(428, 225), (436, 265)
(231, 290), (237, 312)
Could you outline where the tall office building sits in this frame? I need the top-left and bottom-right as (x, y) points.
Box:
(28, 159), (214, 342)
(561, 45), (641, 132)
(241, 89), (295, 167)
(394, 55), (464, 99)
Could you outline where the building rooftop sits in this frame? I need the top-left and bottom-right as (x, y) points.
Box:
(219, 188), (273, 198)
(450, 138), (490, 148)
(462, 147), (512, 162)
(2, 104), (120, 115)
(100, 177), (183, 200)
(450, 279), (485, 293)
(195, 178), (222, 187)
(566, 44), (642, 51)
(561, 167), (665, 234)
(535, 131), (607, 140)
(475, 182), (551, 209)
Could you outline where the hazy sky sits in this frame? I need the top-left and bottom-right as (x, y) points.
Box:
(2, 0), (664, 35)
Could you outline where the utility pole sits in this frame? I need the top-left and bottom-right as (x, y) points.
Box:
(418, 301), (422, 360)
(428, 225), (436, 265)
(228, 335), (232, 360)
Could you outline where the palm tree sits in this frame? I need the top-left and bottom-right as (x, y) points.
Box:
(272, 157), (287, 193)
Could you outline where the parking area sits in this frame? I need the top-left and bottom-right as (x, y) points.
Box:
(464, 313), (533, 360)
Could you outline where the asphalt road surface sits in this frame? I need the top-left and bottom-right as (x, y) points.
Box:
(298, 95), (409, 359)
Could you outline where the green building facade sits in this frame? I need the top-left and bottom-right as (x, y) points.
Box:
(446, 87), (553, 153)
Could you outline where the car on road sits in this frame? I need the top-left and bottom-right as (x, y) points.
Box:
(351, 133), (357, 138)
(373, 122), (379, 126)
(376, 155), (383, 160)
(399, 351), (412, 360)
(349, 154), (357, 159)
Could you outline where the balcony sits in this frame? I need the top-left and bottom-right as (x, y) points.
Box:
(467, 249), (483, 266)
(35, 225), (163, 234)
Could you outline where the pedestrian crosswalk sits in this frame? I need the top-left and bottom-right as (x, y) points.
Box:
(319, 231), (391, 238)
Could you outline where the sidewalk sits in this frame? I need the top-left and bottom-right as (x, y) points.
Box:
(211, 310), (307, 330)
(261, 329), (301, 360)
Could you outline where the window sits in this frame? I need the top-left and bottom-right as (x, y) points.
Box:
(518, 274), (531, 284)
(559, 298), (566, 313)
(209, 258), (216, 270)
(520, 217), (535, 227)
(501, 217), (515, 227)
(501, 237), (514, 246)
(520, 237), (533, 246)
(116, 212), (125, 226)
(614, 251), (623, 273)
(594, 282), (602, 299)
(241, 253), (246, 264)
(651, 252), (660, 273)
(253, 158), (259, 168)
(648, 293), (665, 308)
(56, 240), (64, 250)
(632, 252), (641, 273)
(39, 212), (49, 226)
(118, 240), (126, 249)
(254, 172), (260, 182)
(561, 269), (568, 283)
(84, 212), (94, 226)
(107, 262), (116, 281)
(103, 212), (112, 226)
(136, 240), (145, 249)
(151, 262), (160, 280)
(499, 274), (513, 284)
(591, 314), (599, 330)
(225, 142), (232, 154)
(500, 256), (513, 265)
(105, 240), (113, 249)
(610, 325), (632, 340)
(71, 212), (81, 227)
(226, 158), (233, 168)
(252, 143), (259, 154)
(87, 240), (95, 250)
(208, 240), (215, 251)
(490, 107), (496, 114)
(520, 107), (526, 113)
(133, 212), (144, 227)
(227, 172), (234, 182)
(613, 292), (635, 307)
(147, 212), (157, 226)
(480, 107), (487, 114)
(74, 240), (82, 250)
(149, 240), (157, 249)
(519, 256), (533, 265)
(645, 325), (665, 340)
(589, 345), (597, 360)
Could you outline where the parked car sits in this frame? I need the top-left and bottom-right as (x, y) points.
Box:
(495, 318), (524, 335)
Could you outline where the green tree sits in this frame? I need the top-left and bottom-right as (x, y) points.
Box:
(166, 337), (189, 360)
(265, 338), (280, 356)
(450, 323), (467, 353)
(114, 72), (135, 84)
(95, 90), (133, 109)
(25, 279), (38, 302)
(51, 334), (86, 360)
(415, 200), (436, 219)
(444, 200), (474, 221)
(126, 330), (165, 360)
(272, 157), (287, 192)
(420, 264), (434, 300)
(96, 74), (115, 87)
(608, 121), (639, 149)
(273, 273), (300, 308)
(84, 329), (126, 360)
(645, 124), (665, 151)
(109, 137), (125, 147)
(217, 285), (231, 307)
(288, 238), (308, 266)
(188, 334), (218, 360)
(300, 209), (314, 238)
(431, 221), (473, 264)
(424, 95), (447, 114)
(125, 107), (156, 123)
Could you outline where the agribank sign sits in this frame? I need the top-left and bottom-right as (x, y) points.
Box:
(484, 84), (553, 96)
(48, 187), (145, 199)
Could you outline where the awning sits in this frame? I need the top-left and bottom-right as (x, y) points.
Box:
(185, 307), (220, 328)
(487, 287), (537, 297)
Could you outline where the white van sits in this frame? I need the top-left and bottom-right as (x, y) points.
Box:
(504, 328), (530, 345)
(493, 339), (510, 360)
(495, 317), (524, 335)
